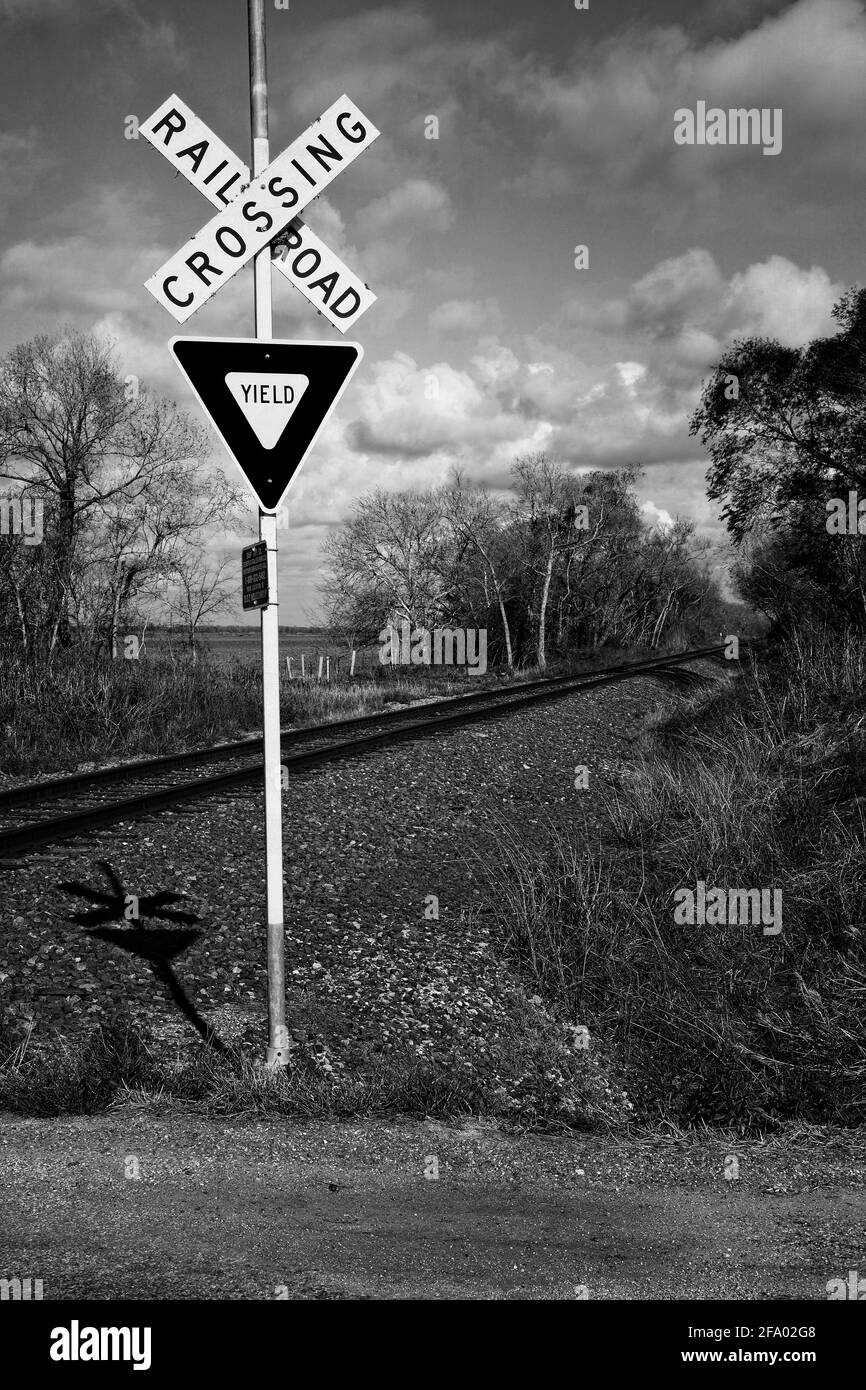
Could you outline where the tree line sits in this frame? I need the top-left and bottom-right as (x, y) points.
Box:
(320, 456), (727, 669)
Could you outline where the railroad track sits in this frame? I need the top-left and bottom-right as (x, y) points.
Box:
(0, 644), (730, 858)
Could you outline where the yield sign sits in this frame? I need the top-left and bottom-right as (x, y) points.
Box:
(225, 372), (308, 448)
(169, 336), (362, 511)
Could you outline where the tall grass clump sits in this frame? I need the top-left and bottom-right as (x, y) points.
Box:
(0, 649), (264, 775)
(489, 628), (866, 1128)
(0, 1020), (155, 1115)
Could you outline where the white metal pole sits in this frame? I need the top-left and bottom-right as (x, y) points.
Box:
(249, 0), (290, 1067)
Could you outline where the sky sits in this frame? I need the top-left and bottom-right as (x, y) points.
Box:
(0, 0), (864, 622)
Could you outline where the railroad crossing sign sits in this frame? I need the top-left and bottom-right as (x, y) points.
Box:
(241, 540), (270, 610)
(169, 336), (363, 511)
(137, 0), (379, 1069)
(140, 93), (378, 331)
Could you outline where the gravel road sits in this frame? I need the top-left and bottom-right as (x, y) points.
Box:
(1, 1112), (862, 1299)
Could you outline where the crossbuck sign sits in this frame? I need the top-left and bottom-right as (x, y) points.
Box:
(141, 94), (379, 331)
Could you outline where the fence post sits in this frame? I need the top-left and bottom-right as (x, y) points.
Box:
(350, 649), (356, 677)
(300, 653), (305, 679)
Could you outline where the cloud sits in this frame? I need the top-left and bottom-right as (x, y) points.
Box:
(0, 186), (161, 321)
(273, 6), (523, 141)
(0, 0), (108, 17)
(692, 0), (797, 37)
(333, 320), (701, 487)
(301, 197), (354, 263)
(344, 350), (522, 460)
(127, 15), (183, 67)
(355, 179), (454, 240)
(725, 256), (843, 344)
(0, 170), (321, 352)
(428, 298), (503, 337)
(0, 130), (51, 215)
(503, 0), (866, 194)
(552, 248), (844, 467)
(336, 332), (696, 488)
(88, 312), (180, 399)
(579, 248), (842, 363)
(378, 250), (841, 478)
(267, 5), (534, 225)
(0, 235), (146, 317)
(616, 361), (648, 396)
(601, 250), (728, 338)
(640, 500), (676, 531)
(0, 0), (184, 68)
(0, 171), (842, 519)
(291, 330), (729, 563)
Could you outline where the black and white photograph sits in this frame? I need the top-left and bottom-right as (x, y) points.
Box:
(0, 0), (863, 1358)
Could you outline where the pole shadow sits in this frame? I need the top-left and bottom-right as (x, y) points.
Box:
(58, 860), (229, 1056)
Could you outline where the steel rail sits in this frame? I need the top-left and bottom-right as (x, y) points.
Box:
(0, 645), (728, 857)
(0, 644), (725, 810)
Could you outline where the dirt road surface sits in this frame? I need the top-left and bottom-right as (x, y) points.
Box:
(1, 1112), (862, 1300)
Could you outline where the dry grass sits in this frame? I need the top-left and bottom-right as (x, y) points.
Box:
(0, 650), (503, 776)
(0, 638), (663, 776)
(0, 1008), (631, 1131)
(484, 628), (866, 1128)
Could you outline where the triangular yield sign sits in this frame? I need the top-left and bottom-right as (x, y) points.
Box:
(225, 372), (309, 449)
(169, 337), (363, 511)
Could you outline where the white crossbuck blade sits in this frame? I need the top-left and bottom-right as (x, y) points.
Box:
(141, 93), (379, 332)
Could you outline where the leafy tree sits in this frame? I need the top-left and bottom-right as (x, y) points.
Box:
(692, 288), (866, 542)
(691, 287), (866, 630)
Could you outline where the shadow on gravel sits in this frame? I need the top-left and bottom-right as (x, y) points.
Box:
(58, 859), (228, 1056)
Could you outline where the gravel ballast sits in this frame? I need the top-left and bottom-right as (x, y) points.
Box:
(0, 660), (725, 1067)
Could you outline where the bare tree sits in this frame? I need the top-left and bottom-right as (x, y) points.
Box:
(318, 457), (725, 668)
(92, 459), (243, 657)
(320, 487), (454, 639)
(510, 455), (586, 669)
(0, 330), (213, 658)
(160, 548), (235, 660)
(442, 474), (517, 668)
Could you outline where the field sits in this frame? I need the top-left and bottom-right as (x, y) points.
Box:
(144, 626), (347, 667)
(143, 626), (489, 682)
(0, 624), (549, 779)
